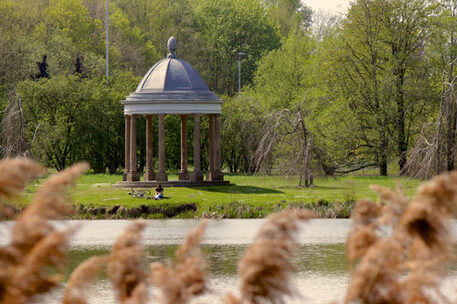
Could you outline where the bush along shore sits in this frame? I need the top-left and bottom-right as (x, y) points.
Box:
(19, 199), (354, 219)
(4, 200), (355, 220)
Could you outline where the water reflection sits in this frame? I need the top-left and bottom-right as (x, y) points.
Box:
(62, 243), (349, 303)
(3, 219), (457, 303)
(65, 243), (349, 278)
(297, 243), (348, 275)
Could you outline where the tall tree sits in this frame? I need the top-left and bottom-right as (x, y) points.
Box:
(18, 76), (93, 170)
(403, 0), (457, 177)
(432, 0), (457, 172)
(331, 0), (393, 175)
(242, 31), (346, 178)
(379, 0), (434, 172)
(331, 0), (435, 175)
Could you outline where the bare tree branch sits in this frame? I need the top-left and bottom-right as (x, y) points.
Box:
(1, 90), (28, 157)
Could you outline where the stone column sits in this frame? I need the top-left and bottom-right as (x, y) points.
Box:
(127, 115), (140, 181)
(144, 115), (155, 181)
(155, 113), (168, 181)
(207, 114), (216, 181)
(191, 114), (203, 181)
(179, 115), (189, 180)
(213, 114), (223, 180)
(123, 115), (131, 181)
(214, 114), (224, 180)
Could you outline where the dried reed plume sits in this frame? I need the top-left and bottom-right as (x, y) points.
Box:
(0, 161), (87, 304)
(400, 171), (457, 251)
(345, 239), (403, 304)
(3, 227), (77, 304)
(0, 203), (14, 218)
(5, 156), (457, 304)
(150, 220), (208, 304)
(11, 163), (89, 256)
(345, 171), (457, 304)
(0, 158), (44, 217)
(226, 209), (314, 304)
(108, 221), (148, 304)
(63, 256), (108, 304)
(222, 293), (243, 304)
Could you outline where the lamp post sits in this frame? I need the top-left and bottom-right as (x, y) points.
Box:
(106, 0), (109, 81)
(237, 52), (246, 93)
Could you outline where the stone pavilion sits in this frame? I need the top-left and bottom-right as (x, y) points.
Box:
(115, 37), (229, 187)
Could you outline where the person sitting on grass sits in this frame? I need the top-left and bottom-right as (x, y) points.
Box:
(155, 184), (164, 200)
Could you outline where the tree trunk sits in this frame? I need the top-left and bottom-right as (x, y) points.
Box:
(445, 59), (456, 171)
(379, 137), (388, 176)
(379, 155), (388, 176)
(395, 71), (407, 173)
(446, 103), (456, 171)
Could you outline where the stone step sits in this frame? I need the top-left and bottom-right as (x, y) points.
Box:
(113, 180), (230, 188)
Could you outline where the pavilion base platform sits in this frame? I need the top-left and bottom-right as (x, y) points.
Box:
(113, 180), (230, 188)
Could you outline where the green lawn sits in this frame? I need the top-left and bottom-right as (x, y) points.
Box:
(24, 173), (424, 210)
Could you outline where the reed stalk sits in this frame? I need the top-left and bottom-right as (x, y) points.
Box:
(226, 209), (315, 304)
(108, 221), (148, 304)
(0, 161), (87, 304)
(150, 220), (208, 304)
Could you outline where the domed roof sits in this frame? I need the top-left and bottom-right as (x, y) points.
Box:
(136, 57), (209, 92)
(122, 37), (223, 115)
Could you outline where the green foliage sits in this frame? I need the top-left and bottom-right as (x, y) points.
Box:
(252, 31), (316, 110)
(325, 0), (439, 175)
(265, 0), (313, 36)
(0, 0), (455, 179)
(192, 0), (281, 95)
(0, 0), (285, 173)
(18, 76), (93, 170)
(31, 0), (106, 75)
(0, 0), (39, 87)
(17, 72), (139, 172)
(46, 0), (103, 51)
(239, 31), (341, 177)
(80, 71), (140, 173)
(109, 6), (161, 74)
(222, 95), (265, 173)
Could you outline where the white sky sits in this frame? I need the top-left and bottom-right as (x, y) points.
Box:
(302, 0), (351, 14)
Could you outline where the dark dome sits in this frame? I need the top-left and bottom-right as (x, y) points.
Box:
(122, 37), (223, 115)
(136, 58), (209, 92)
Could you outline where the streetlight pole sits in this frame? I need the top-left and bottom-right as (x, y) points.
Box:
(237, 52), (246, 93)
(106, 0), (109, 81)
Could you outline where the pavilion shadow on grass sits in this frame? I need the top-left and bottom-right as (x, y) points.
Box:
(114, 37), (229, 188)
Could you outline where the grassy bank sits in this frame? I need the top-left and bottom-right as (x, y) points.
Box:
(21, 173), (423, 219)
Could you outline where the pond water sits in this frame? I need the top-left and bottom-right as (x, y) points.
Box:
(1, 219), (457, 303)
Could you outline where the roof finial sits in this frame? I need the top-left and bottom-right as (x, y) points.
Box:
(167, 36), (177, 59)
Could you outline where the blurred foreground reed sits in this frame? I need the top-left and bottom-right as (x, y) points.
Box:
(1, 157), (457, 303)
